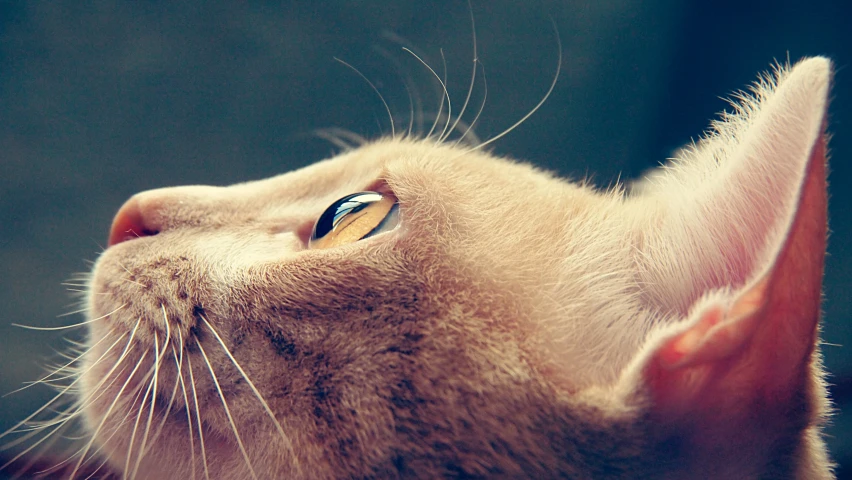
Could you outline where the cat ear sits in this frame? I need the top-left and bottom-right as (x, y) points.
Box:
(632, 57), (831, 317)
(622, 58), (830, 425)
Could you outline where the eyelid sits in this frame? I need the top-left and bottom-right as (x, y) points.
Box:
(364, 177), (394, 196)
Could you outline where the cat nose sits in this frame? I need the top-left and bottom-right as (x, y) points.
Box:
(108, 196), (160, 246)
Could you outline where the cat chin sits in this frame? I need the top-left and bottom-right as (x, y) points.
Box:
(81, 402), (264, 480)
(76, 325), (254, 479)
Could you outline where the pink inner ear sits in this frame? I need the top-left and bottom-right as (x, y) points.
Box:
(630, 58), (832, 436)
(657, 277), (767, 369)
(645, 132), (827, 420)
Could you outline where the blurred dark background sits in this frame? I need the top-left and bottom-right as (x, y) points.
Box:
(1, 0), (850, 476)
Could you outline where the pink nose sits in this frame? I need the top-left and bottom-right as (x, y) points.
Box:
(107, 197), (159, 246)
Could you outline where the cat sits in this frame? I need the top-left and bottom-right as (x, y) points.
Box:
(0, 40), (835, 480)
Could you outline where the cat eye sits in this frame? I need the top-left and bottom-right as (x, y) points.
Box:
(309, 191), (400, 249)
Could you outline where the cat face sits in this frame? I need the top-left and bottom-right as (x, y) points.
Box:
(3, 55), (833, 478)
(82, 138), (644, 478)
(76, 56), (834, 479)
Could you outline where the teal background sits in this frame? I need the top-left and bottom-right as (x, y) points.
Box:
(1, 0), (850, 475)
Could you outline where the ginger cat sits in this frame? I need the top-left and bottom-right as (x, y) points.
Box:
(0, 53), (834, 479)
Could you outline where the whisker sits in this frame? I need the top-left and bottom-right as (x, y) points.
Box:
(463, 16), (561, 153)
(3, 332), (112, 398)
(57, 319), (144, 476)
(68, 349), (149, 480)
(372, 43), (418, 139)
(124, 332), (160, 479)
(56, 306), (91, 318)
(186, 347), (211, 480)
(75, 366), (156, 475)
(122, 277), (147, 288)
(442, 0), (479, 144)
(14, 425), (78, 477)
(0, 406), (78, 474)
(195, 338), (258, 480)
(131, 308), (173, 478)
(320, 127), (369, 146)
(436, 49), (455, 142)
(0, 401), (77, 452)
(200, 316), (299, 472)
(404, 47), (451, 142)
(0, 328), (131, 442)
(313, 130), (357, 151)
(172, 328), (197, 480)
(381, 30), (430, 135)
(455, 59), (487, 147)
(334, 57), (396, 139)
(81, 457), (111, 480)
(312, 127), (369, 152)
(11, 304), (127, 331)
(149, 364), (182, 451)
(62, 320), (147, 421)
(18, 354), (130, 441)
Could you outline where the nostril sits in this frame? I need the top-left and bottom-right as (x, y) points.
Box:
(108, 197), (160, 246)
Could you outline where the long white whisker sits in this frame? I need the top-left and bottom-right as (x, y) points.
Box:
(60, 319), (144, 477)
(372, 41), (418, 139)
(22, 365), (130, 479)
(11, 304), (127, 331)
(15, 349), (131, 461)
(57, 318), (147, 425)
(186, 348), (210, 480)
(312, 127), (369, 152)
(68, 349), (149, 480)
(3, 331), (112, 398)
(173, 328), (197, 480)
(6, 416), (76, 477)
(81, 457), (111, 480)
(195, 339), (258, 480)
(334, 57), (396, 139)
(132, 308), (173, 478)
(404, 47), (451, 141)
(456, 59), (487, 147)
(313, 129), (355, 151)
(56, 306), (91, 318)
(381, 30), (430, 135)
(436, 49), (455, 142)
(0, 327), (132, 442)
(0, 404), (78, 472)
(463, 16), (561, 153)
(5, 361), (125, 437)
(199, 316), (299, 473)
(124, 332), (160, 479)
(0, 409), (65, 451)
(72, 365), (157, 477)
(148, 355), (181, 452)
(442, 0), (479, 143)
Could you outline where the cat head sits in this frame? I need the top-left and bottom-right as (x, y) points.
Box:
(6, 57), (832, 479)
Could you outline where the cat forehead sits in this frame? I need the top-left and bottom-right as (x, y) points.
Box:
(238, 139), (558, 201)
